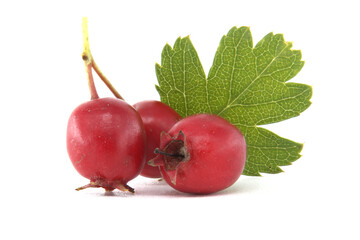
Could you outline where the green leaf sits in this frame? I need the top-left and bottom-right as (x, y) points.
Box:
(155, 27), (312, 176)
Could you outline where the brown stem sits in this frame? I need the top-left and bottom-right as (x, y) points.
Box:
(92, 59), (124, 100)
(85, 63), (99, 100)
(154, 148), (185, 158)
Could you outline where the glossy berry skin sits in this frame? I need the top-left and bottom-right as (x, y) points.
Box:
(67, 97), (146, 192)
(133, 100), (181, 178)
(150, 114), (246, 194)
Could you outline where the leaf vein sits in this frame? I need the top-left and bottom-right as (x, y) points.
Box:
(217, 42), (290, 116)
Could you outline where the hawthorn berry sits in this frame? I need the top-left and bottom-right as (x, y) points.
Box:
(150, 114), (246, 194)
(67, 98), (146, 193)
(133, 100), (181, 178)
(66, 18), (146, 193)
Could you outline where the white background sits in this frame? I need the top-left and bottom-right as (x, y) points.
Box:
(1, 0), (359, 239)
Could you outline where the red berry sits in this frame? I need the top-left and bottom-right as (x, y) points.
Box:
(150, 114), (246, 194)
(67, 97), (146, 192)
(133, 100), (181, 178)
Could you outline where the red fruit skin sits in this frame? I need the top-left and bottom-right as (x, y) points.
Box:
(156, 114), (246, 194)
(133, 100), (181, 178)
(67, 98), (146, 190)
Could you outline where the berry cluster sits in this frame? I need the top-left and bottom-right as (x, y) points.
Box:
(66, 18), (247, 194)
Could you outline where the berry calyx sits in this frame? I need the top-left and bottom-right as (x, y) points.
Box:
(75, 178), (135, 193)
(149, 130), (190, 184)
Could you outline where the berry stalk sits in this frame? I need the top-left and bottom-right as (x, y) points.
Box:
(82, 17), (98, 100)
(81, 17), (124, 100)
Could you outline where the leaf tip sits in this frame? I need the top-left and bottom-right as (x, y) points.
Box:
(155, 84), (164, 97)
(266, 31), (275, 37)
(227, 26), (251, 36)
(300, 59), (305, 67)
(164, 42), (173, 50)
(155, 62), (162, 69)
(294, 143), (305, 160)
(234, 25), (251, 30)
